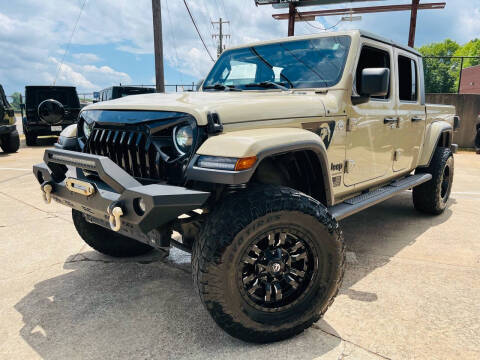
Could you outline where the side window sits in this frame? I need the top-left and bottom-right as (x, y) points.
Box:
(398, 55), (418, 102)
(356, 45), (391, 100)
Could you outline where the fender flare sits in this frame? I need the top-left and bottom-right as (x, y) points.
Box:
(418, 121), (453, 168)
(186, 129), (334, 206)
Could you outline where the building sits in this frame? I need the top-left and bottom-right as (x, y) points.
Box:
(460, 65), (480, 94)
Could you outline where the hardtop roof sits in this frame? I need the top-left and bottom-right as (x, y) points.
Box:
(26, 85), (77, 89)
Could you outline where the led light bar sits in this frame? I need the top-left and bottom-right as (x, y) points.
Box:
(48, 153), (97, 169)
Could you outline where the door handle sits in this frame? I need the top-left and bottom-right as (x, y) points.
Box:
(411, 117), (424, 122)
(384, 118), (398, 125)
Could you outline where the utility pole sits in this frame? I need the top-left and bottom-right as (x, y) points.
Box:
(288, 3), (296, 36)
(212, 18), (230, 58)
(408, 0), (420, 48)
(152, 0), (165, 93)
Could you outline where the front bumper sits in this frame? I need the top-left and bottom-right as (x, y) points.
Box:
(33, 149), (210, 247)
(0, 125), (16, 135)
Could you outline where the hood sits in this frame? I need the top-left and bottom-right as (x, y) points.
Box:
(84, 91), (327, 125)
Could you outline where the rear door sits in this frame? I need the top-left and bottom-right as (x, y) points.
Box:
(393, 50), (426, 172)
(345, 40), (397, 187)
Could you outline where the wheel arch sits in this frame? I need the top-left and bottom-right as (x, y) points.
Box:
(418, 121), (453, 168)
(186, 129), (334, 206)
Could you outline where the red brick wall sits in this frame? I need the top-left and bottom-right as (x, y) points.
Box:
(460, 65), (480, 95)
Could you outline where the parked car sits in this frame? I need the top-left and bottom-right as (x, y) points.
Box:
(22, 85), (81, 146)
(0, 84), (19, 153)
(34, 30), (459, 343)
(93, 86), (156, 103)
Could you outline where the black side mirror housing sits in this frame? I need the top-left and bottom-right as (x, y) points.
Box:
(360, 68), (390, 97)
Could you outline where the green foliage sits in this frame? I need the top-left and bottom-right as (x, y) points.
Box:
(419, 39), (480, 94)
(419, 39), (460, 93)
(454, 39), (480, 68)
(9, 92), (22, 111)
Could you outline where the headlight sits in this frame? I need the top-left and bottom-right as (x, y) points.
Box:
(174, 125), (193, 154)
(82, 121), (93, 139)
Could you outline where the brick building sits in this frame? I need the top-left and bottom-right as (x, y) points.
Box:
(460, 64), (480, 94)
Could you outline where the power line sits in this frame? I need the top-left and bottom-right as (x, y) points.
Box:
(200, 0), (220, 49)
(297, 10), (343, 31)
(164, 0), (183, 83)
(182, 0), (215, 62)
(218, 0), (229, 22)
(54, 0), (88, 85)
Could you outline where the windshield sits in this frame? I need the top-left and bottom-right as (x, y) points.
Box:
(203, 35), (351, 91)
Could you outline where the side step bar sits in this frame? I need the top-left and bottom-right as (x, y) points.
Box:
(328, 173), (432, 220)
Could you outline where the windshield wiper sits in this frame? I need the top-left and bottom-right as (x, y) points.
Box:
(244, 81), (290, 91)
(203, 83), (242, 91)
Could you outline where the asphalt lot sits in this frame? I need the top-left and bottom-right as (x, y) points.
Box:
(0, 134), (479, 359)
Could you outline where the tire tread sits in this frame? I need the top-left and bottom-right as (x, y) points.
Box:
(192, 185), (345, 343)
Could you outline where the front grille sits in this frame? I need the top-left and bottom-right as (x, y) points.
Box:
(86, 127), (166, 181)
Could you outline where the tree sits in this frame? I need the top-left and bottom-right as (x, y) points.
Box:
(418, 39), (460, 93)
(10, 92), (22, 111)
(454, 39), (480, 68)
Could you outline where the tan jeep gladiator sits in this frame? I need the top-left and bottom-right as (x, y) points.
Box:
(34, 30), (459, 343)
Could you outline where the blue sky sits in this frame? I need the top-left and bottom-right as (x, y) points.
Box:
(1, 0), (479, 95)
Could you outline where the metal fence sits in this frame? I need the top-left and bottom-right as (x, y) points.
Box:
(423, 56), (480, 94)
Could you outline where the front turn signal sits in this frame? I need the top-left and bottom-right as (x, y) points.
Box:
(235, 156), (257, 171)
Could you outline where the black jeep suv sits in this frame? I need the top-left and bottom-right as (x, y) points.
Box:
(0, 84), (20, 153)
(22, 86), (81, 146)
(94, 86), (156, 103)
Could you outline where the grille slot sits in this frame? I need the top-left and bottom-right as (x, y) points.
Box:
(85, 127), (166, 181)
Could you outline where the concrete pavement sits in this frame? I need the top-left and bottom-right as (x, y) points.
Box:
(0, 142), (479, 359)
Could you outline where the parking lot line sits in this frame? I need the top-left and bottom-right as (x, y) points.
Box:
(0, 167), (31, 171)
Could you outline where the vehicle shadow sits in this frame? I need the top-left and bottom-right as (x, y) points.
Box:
(19, 136), (57, 149)
(13, 192), (453, 359)
(338, 192), (454, 302)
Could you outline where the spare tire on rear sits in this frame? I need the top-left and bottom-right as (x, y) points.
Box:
(38, 99), (65, 125)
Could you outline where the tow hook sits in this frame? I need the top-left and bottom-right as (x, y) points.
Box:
(107, 203), (124, 232)
(41, 182), (53, 204)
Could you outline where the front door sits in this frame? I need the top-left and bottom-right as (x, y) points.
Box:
(345, 41), (397, 187)
(393, 49), (426, 172)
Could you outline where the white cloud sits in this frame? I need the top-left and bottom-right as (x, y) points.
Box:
(72, 53), (102, 63)
(0, 0), (479, 95)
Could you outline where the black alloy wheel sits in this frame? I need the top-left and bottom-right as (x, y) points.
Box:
(239, 230), (316, 312)
(413, 147), (454, 214)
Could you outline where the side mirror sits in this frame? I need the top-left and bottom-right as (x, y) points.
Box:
(360, 68), (390, 97)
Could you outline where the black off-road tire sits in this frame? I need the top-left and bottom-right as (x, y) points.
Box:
(72, 209), (154, 257)
(413, 147), (454, 215)
(1, 130), (20, 153)
(192, 185), (345, 343)
(25, 131), (37, 146)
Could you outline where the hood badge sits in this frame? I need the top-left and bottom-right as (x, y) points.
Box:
(302, 121), (336, 149)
